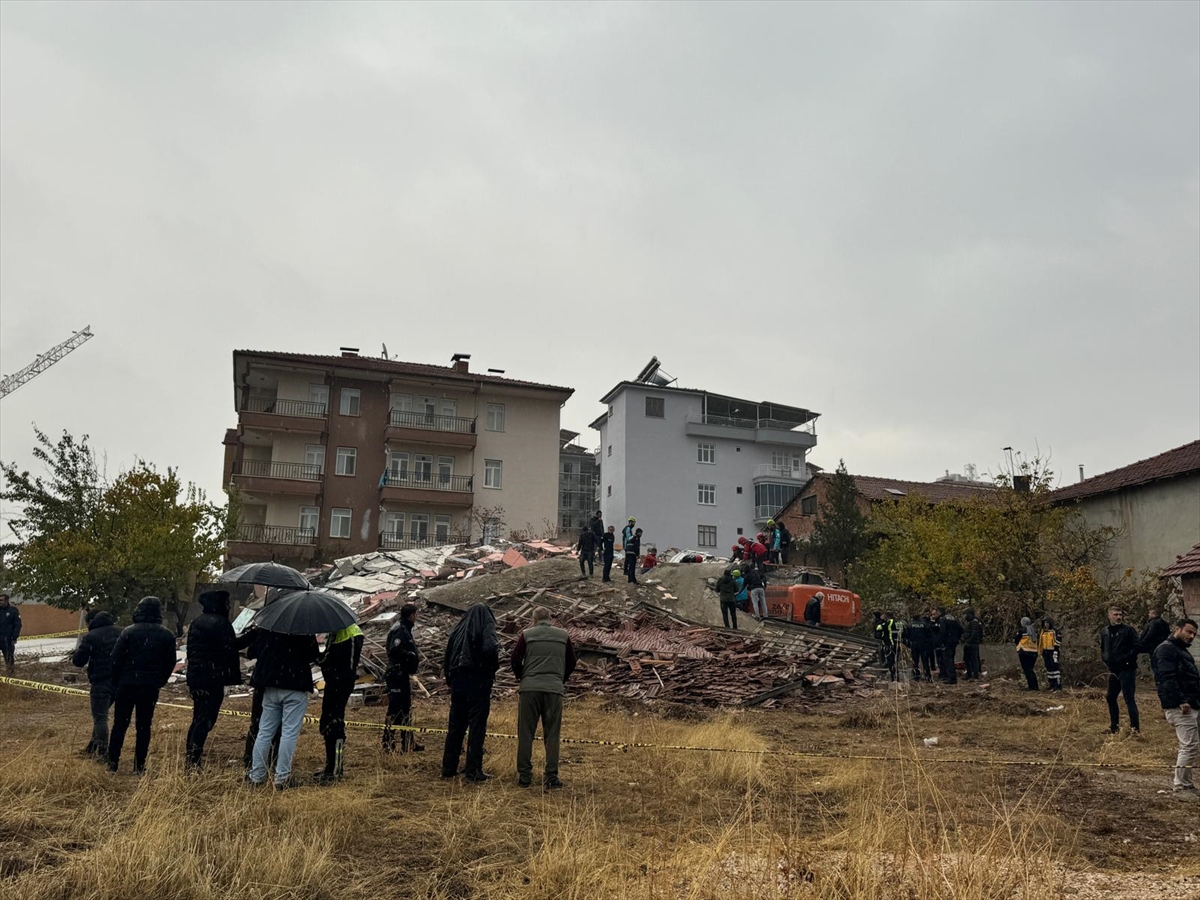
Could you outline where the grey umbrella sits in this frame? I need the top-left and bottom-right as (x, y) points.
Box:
(217, 562), (310, 590)
(250, 590), (356, 635)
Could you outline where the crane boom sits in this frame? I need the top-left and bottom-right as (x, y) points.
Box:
(0, 326), (95, 399)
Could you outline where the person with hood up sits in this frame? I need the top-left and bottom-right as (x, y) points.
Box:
(576, 525), (597, 578)
(804, 592), (823, 627)
(1015, 617), (1040, 691)
(1100, 606), (1141, 736)
(107, 597), (178, 774)
(1039, 616), (1062, 691)
(383, 603), (422, 754)
(0, 593), (21, 674)
(1139, 607), (1172, 677)
(185, 590), (243, 769)
(600, 525), (616, 583)
(962, 609), (984, 681)
(716, 569), (740, 629)
(314, 623), (363, 783)
(247, 629), (320, 789)
(71, 609), (122, 758)
(441, 603), (500, 782)
(934, 609), (963, 684)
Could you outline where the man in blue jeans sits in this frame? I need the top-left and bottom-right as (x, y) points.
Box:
(247, 630), (319, 789)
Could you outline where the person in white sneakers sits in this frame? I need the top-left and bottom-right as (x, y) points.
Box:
(1152, 618), (1199, 797)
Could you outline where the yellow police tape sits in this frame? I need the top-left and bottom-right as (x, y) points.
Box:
(16, 630), (85, 641)
(0, 675), (1190, 770)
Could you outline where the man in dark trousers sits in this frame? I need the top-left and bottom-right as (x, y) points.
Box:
(383, 603), (422, 753)
(1152, 618), (1199, 794)
(441, 603), (500, 782)
(1039, 616), (1063, 691)
(1100, 606), (1141, 736)
(71, 609), (122, 759)
(600, 526), (616, 583)
(961, 609), (984, 681)
(107, 597), (178, 774)
(315, 623), (363, 783)
(903, 611), (935, 682)
(934, 608), (963, 684)
(716, 569), (739, 629)
(185, 590), (242, 769)
(511, 607), (577, 788)
(576, 525), (597, 578)
(624, 528), (643, 584)
(804, 592), (823, 626)
(589, 511), (604, 550)
(883, 612), (905, 681)
(0, 593), (21, 674)
(1139, 607), (1172, 677)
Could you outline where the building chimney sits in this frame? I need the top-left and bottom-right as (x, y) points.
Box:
(340, 347), (360, 358)
(451, 352), (471, 374)
(1079, 465), (1085, 483)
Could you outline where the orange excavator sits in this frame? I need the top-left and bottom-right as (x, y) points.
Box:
(762, 573), (863, 628)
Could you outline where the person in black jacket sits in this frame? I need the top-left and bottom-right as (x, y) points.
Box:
(624, 528), (643, 584)
(382, 603), (422, 754)
(0, 593), (21, 674)
(1152, 618), (1199, 793)
(314, 623), (363, 783)
(804, 593), (823, 627)
(600, 526), (616, 583)
(577, 526), (597, 578)
(589, 511), (604, 549)
(247, 630), (320, 788)
(934, 609), (963, 684)
(1138, 607), (1172, 677)
(107, 597), (178, 774)
(441, 603), (500, 782)
(71, 609), (122, 758)
(961, 609), (984, 681)
(1100, 606), (1141, 736)
(903, 612), (935, 682)
(185, 590), (243, 769)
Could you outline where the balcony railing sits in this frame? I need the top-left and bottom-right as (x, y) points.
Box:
(389, 410), (476, 434)
(692, 414), (816, 433)
(752, 464), (809, 481)
(382, 472), (473, 492)
(235, 460), (323, 481)
(753, 504), (779, 521)
(243, 396), (328, 419)
(380, 532), (455, 550)
(233, 524), (316, 545)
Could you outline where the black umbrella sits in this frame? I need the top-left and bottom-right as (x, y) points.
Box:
(250, 590), (356, 635)
(218, 562), (310, 590)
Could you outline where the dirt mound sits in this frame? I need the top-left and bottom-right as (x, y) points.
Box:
(419, 557), (584, 609)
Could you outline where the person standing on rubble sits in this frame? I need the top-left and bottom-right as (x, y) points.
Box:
(185, 590), (243, 769)
(577, 525), (597, 578)
(590, 511), (605, 549)
(441, 603), (500, 782)
(511, 607), (577, 789)
(743, 566), (767, 620)
(622, 517), (636, 548)
(716, 569), (739, 629)
(882, 612), (905, 682)
(962, 609), (983, 680)
(314, 623), (363, 783)
(71, 608), (122, 759)
(804, 592), (823, 627)
(601, 526), (616, 582)
(107, 597), (178, 775)
(624, 528), (643, 584)
(383, 603), (422, 754)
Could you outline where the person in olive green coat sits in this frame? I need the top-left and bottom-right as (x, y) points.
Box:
(510, 607), (577, 788)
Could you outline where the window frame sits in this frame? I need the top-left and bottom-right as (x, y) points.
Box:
(801, 495), (818, 516)
(339, 388), (361, 417)
(645, 396), (665, 418)
(697, 443), (716, 465)
(330, 507), (352, 539)
(697, 525), (717, 548)
(485, 403), (506, 432)
(335, 446), (357, 477)
(484, 458), (503, 489)
(309, 384), (329, 411)
(698, 483), (716, 506)
(435, 514), (452, 542)
(410, 513), (430, 541)
(384, 511), (406, 536)
(298, 506), (319, 535)
(305, 444), (326, 473)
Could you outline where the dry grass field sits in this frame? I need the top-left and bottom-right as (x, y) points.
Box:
(2, 663), (1197, 900)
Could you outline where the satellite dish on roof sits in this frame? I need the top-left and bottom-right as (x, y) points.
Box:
(381, 343), (388, 360)
(634, 356), (675, 387)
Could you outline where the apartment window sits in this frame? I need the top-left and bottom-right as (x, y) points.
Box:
(483, 517), (501, 544)
(435, 515), (452, 542)
(698, 525), (717, 548)
(305, 444), (326, 473)
(607, 485), (612, 496)
(755, 483), (801, 517)
(698, 483), (716, 505)
(697, 443), (715, 464)
(413, 454), (433, 482)
(486, 403), (506, 432)
(645, 397), (665, 418)
(484, 459), (503, 489)
(330, 508), (352, 539)
(801, 495), (818, 516)
(771, 451), (788, 470)
(736, 527), (744, 536)
(298, 506), (319, 535)
(437, 456), (454, 485)
(334, 447), (357, 476)
(340, 388), (361, 416)
(736, 486), (743, 494)
(309, 384), (329, 411)
(410, 513), (429, 541)
(384, 511), (405, 535)
(440, 399), (457, 418)
(389, 451), (409, 480)
(390, 393), (413, 412)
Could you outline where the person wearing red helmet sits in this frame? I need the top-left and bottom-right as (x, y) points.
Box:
(731, 544), (744, 562)
(748, 536), (769, 570)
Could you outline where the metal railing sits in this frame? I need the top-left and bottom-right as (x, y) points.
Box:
(752, 464), (809, 481)
(689, 414), (817, 434)
(382, 472), (473, 492)
(754, 504), (780, 521)
(233, 524), (316, 545)
(388, 410), (477, 434)
(380, 532), (456, 550)
(234, 460), (324, 481)
(243, 396), (328, 419)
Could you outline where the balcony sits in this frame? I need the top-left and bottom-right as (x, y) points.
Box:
(379, 471), (474, 507)
(226, 523), (318, 566)
(380, 532), (456, 551)
(233, 524), (317, 545)
(685, 415), (817, 449)
(752, 464), (811, 483)
(238, 396), (328, 433)
(231, 459), (323, 497)
(385, 410), (477, 448)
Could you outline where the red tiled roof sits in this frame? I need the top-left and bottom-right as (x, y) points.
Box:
(1161, 541), (1200, 579)
(234, 350), (574, 395)
(1052, 440), (1200, 503)
(778, 472), (996, 517)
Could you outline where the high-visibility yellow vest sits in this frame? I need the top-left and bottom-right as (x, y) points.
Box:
(1038, 629), (1059, 651)
(1017, 634), (1038, 653)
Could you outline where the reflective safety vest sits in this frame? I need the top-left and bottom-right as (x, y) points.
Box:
(1038, 629), (1059, 651)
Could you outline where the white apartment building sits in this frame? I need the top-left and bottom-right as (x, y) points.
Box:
(591, 379), (818, 554)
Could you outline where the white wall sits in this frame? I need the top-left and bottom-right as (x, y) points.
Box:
(1073, 474), (1200, 577)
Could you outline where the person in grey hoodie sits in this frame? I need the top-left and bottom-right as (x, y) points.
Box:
(107, 597), (178, 774)
(71, 609), (122, 758)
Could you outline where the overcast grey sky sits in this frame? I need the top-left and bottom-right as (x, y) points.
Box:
(1, 1), (1197, 515)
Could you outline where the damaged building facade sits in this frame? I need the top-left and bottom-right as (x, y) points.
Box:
(223, 348), (573, 567)
(558, 429), (600, 537)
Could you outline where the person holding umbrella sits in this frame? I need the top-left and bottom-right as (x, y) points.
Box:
(185, 590), (243, 769)
(314, 622), (363, 784)
(441, 603), (500, 782)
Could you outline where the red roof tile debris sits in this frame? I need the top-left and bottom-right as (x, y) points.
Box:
(1161, 541), (1200, 579)
(1053, 440), (1200, 503)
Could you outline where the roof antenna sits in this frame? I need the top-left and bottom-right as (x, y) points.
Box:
(381, 343), (388, 360)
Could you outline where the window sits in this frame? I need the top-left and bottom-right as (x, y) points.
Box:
(645, 397), (665, 418)
(384, 511), (405, 535)
(736, 486), (743, 494)
(440, 399), (457, 418)
(435, 515), (452, 542)
(305, 444), (326, 473)
(607, 445), (612, 457)
(484, 459), (503, 489)
(413, 454), (433, 482)
(771, 451), (788, 471)
(563, 461), (575, 475)
(736, 527), (744, 536)
(698, 483), (716, 505)
(390, 393), (413, 412)
(437, 456), (454, 485)
(698, 525), (717, 548)
(340, 388), (361, 416)
(697, 443), (715, 464)
(486, 403), (506, 432)
(309, 384), (329, 411)
(417, 396), (436, 422)
(388, 451), (409, 480)
(299, 506), (319, 535)
(335, 447), (357, 476)
(801, 495), (818, 516)
(607, 485), (612, 496)
(330, 508), (352, 539)
(482, 517), (501, 544)
(410, 513), (429, 541)
(754, 483), (801, 518)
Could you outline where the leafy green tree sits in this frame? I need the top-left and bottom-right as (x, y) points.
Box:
(807, 460), (872, 587)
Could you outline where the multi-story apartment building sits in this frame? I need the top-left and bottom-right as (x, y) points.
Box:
(591, 376), (818, 554)
(558, 429), (600, 538)
(223, 348), (573, 567)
